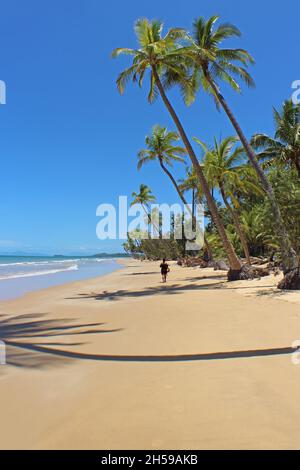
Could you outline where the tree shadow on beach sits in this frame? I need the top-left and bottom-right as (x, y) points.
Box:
(125, 271), (158, 276)
(3, 340), (297, 364)
(183, 274), (227, 282)
(0, 312), (297, 369)
(66, 280), (275, 302)
(0, 312), (122, 369)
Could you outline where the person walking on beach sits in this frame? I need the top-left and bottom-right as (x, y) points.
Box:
(160, 259), (170, 283)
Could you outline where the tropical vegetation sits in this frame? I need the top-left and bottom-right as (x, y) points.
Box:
(112, 15), (300, 290)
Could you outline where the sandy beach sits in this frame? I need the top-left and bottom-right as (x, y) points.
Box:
(1, 259), (300, 450)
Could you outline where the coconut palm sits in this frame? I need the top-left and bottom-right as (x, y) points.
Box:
(179, 15), (298, 283)
(251, 100), (300, 177)
(112, 18), (242, 277)
(137, 125), (187, 199)
(195, 136), (259, 264)
(131, 184), (158, 234)
(240, 206), (278, 257)
(137, 124), (211, 257)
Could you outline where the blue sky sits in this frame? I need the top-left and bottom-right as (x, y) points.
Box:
(0, 0), (299, 255)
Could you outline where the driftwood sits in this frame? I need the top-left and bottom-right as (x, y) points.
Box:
(177, 257), (208, 268)
(249, 257), (269, 265)
(278, 268), (300, 290)
(250, 267), (271, 278)
(211, 260), (230, 271)
(227, 264), (271, 281)
(178, 256), (273, 281)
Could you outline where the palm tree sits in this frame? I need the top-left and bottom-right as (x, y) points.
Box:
(137, 124), (211, 257)
(251, 100), (300, 178)
(131, 184), (158, 234)
(137, 125), (187, 201)
(179, 166), (214, 260)
(112, 18), (242, 277)
(179, 15), (299, 282)
(196, 136), (257, 264)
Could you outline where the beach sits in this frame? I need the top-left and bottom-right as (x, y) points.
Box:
(1, 259), (300, 450)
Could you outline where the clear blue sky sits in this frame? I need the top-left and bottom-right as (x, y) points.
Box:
(0, 0), (299, 255)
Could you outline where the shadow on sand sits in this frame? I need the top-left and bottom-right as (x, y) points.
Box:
(1, 308), (296, 370)
(66, 281), (275, 302)
(0, 313), (122, 368)
(5, 340), (297, 363)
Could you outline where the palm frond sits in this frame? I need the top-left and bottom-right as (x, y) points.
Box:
(111, 47), (137, 58)
(116, 64), (138, 94)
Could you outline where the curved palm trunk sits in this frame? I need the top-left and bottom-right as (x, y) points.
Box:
(205, 72), (298, 277)
(152, 67), (241, 273)
(159, 158), (213, 260)
(219, 184), (251, 265)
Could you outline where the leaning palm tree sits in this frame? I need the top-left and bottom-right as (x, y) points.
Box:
(137, 124), (211, 257)
(112, 18), (243, 278)
(131, 184), (158, 234)
(251, 100), (300, 178)
(196, 136), (258, 264)
(179, 15), (299, 286)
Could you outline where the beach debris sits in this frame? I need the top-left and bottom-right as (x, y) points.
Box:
(211, 260), (230, 271)
(177, 257), (208, 268)
(249, 257), (269, 265)
(228, 264), (271, 281)
(278, 267), (300, 290)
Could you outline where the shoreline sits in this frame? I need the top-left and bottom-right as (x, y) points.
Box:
(0, 258), (127, 303)
(1, 259), (300, 449)
(1, 255), (298, 307)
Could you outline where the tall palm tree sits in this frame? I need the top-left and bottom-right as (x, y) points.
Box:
(131, 184), (158, 234)
(196, 136), (258, 264)
(112, 18), (242, 277)
(251, 100), (300, 178)
(179, 15), (298, 280)
(137, 124), (211, 257)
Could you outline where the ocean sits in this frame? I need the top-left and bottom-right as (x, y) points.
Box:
(0, 255), (125, 301)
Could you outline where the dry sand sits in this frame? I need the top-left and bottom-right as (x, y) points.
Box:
(0, 259), (300, 450)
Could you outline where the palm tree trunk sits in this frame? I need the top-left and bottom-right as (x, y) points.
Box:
(192, 188), (195, 223)
(142, 204), (159, 237)
(205, 72), (298, 276)
(219, 184), (251, 265)
(152, 67), (241, 274)
(159, 158), (213, 260)
(295, 156), (300, 179)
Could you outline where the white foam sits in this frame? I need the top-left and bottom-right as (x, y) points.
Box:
(0, 264), (79, 281)
(0, 259), (80, 267)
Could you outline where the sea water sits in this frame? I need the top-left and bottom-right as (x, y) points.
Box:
(0, 255), (123, 301)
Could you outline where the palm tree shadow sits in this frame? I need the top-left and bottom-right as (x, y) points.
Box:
(125, 271), (158, 276)
(6, 341), (297, 364)
(255, 289), (288, 298)
(68, 278), (278, 303)
(0, 313), (122, 369)
(67, 281), (229, 302)
(184, 274), (227, 282)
